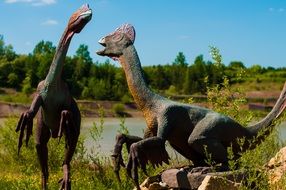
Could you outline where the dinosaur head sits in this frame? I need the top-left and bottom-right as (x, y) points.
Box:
(68, 4), (92, 34)
(96, 23), (136, 60)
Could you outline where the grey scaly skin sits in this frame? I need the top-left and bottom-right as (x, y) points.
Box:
(96, 24), (286, 189)
(16, 4), (92, 190)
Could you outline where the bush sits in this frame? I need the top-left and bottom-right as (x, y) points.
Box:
(112, 103), (125, 116)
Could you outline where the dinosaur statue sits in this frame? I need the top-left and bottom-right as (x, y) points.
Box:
(96, 24), (286, 189)
(16, 4), (92, 190)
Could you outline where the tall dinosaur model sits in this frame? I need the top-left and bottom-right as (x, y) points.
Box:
(16, 4), (92, 190)
(96, 24), (286, 189)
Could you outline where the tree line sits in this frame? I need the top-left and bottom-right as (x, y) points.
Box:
(0, 35), (285, 101)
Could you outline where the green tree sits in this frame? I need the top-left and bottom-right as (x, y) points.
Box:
(171, 52), (188, 92)
(189, 55), (207, 93)
(172, 52), (187, 67)
(33, 41), (56, 80)
(183, 67), (192, 94)
(0, 36), (17, 62)
(22, 73), (33, 94)
(7, 73), (18, 87)
(229, 61), (245, 69)
(73, 44), (93, 80)
(33, 40), (56, 55)
(0, 35), (5, 57)
(249, 64), (263, 74)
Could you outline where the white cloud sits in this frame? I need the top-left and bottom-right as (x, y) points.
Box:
(41, 19), (58, 26)
(4, 0), (56, 6)
(269, 7), (285, 13)
(32, 0), (56, 6)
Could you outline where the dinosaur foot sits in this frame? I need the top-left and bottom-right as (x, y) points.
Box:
(41, 175), (48, 190)
(189, 166), (214, 174)
(188, 164), (230, 174)
(58, 164), (71, 190)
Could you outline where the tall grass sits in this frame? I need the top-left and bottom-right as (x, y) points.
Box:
(0, 115), (138, 189)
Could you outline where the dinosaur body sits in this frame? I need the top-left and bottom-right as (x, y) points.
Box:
(96, 24), (286, 189)
(16, 4), (92, 190)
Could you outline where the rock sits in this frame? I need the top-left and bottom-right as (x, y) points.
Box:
(134, 175), (167, 190)
(160, 167), (244, 189)
(149, 182), (167, 190)
(161, 168), (200, 189)
(198, 175), (240, 190)
(266, 146), (286, 184)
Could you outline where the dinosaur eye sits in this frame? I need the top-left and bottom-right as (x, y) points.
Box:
(112, 32), (123, 42)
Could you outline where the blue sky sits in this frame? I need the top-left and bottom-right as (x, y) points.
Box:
(0, 0), (285, 68)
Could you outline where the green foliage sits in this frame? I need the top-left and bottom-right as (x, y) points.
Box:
(0, 91), (31, 104)
(207, 77), (252, 125)
(112, 103), (126, 116)
(0, 36), (285, 101)
(229, 61), (245, 69)
(172, 52), (187, 66)
(21, 74), (33, 95)
(165, 85), (176, 95)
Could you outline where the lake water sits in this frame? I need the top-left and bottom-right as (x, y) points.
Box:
(82, 117), (146, 156)
(81, 118), (286, 157)
(1, 117), (286, 157)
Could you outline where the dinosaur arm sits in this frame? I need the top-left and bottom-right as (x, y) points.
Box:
(28, 93), (43, 117)
(16, 93), (43, 154)
(126, 136), (170, 189)
(112, 133), (142, 182)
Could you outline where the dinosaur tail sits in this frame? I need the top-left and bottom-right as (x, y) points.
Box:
(248, 82), (286, 136)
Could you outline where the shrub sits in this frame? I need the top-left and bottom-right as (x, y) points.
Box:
(112, 103), (125, 116)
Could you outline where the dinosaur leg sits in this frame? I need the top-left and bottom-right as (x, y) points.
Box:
(126, 137), (170, 190)
(35, 114), (50, 190)
(112, 133), (142, 182)
(188, 116), (229, 171)
(189, 138), (228, 170)
(59, 100), (81, 190)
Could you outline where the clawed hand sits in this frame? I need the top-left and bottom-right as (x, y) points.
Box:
(111, 153), (125, 182)
(16, 110), (34, 155)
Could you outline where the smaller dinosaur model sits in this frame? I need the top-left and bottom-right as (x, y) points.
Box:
(96, 24), (286, 189)
(16, 4), (92, 190)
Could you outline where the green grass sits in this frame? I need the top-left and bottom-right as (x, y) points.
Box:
(0, 117), (164, 190)
(0, 88), (31, 104)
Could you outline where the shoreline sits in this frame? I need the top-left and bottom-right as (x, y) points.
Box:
(0, 100), (143, 118)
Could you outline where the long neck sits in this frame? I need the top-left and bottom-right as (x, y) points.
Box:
(119, 45), (157, 111)
(44, 27), (73, 85)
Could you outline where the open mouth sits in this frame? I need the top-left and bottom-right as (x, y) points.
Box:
(96, 37), (120, 61)
(96, 38), (106, 56)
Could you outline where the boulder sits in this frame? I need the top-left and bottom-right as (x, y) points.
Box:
(198, 175), (240, 190)
(161, 168), (206, 189)
(134, 175), (168, 190)
(139, 167), (244, 190)
(266, 146), (286, 184)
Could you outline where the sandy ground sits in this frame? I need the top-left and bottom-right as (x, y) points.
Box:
(0, 89), (281, 118)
